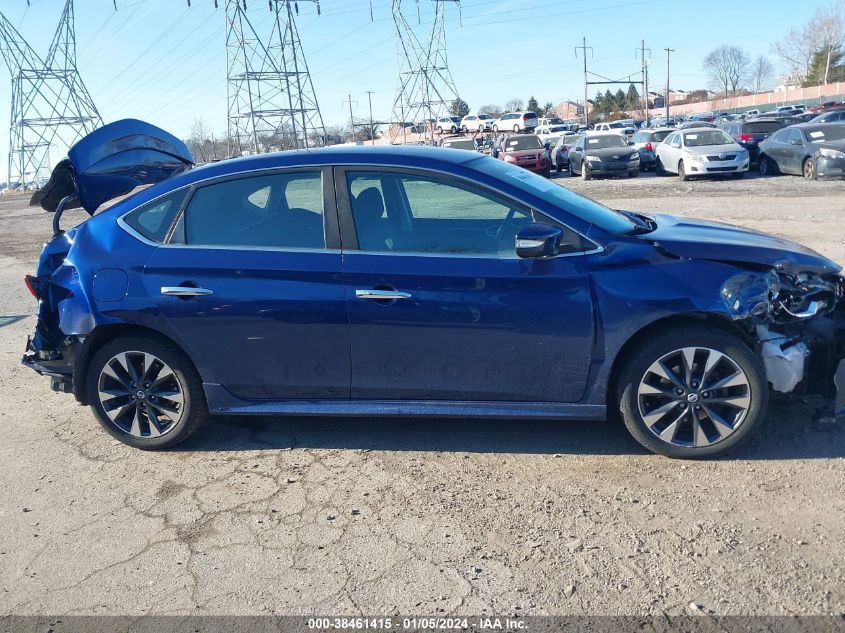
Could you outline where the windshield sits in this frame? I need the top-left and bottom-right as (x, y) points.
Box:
(683, 130), (734, 146)
(585, 135), (628, 149)
(472, 156), (635, 234)
(479, 114), (493, 120)
(805, 126), (845, 142)
(444, 139), (477, 150)
(744, 121), (782, 134)
(652, 130), (672, 143)
(506, 136), (542, 150)
(548, 125), (567, 133)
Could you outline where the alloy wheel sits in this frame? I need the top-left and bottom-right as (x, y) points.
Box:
(97, 351), (185, 438)
(803, 158), (816, 180)
(637, 347), (751, 448)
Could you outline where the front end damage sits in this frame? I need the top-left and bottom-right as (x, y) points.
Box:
(720, 264), (845, 425)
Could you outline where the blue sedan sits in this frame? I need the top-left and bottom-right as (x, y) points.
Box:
(22, 120), (845, 458)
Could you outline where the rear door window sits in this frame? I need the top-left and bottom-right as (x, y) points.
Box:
(124, 189), (188, 243)
(182, 172), (325, 249)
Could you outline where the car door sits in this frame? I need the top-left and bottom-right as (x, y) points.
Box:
(569, 137), (584, 172)
(141, 168), (350, 400)
(336, 167), (595, 403)
(782, 129), (805, 174)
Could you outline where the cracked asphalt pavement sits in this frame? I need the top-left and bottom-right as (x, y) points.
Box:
(1, 173), (844, 616)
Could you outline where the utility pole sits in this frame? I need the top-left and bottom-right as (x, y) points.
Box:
(575, 37), (592, 126)
(638, 40), (651, 126)
(665, 47), (675, 122)
(365, 90), (375, 145)
(343, 94), (357, 142)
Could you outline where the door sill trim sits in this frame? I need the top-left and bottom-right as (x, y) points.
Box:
(203, 384), (605, 420)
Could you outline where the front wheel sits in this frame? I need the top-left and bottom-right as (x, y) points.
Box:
(513, 124), (520, 132)
(616, 324), (768, 458)
(655, 157), (666, 176)
(492, 125), (499, 133)
(678, 160), (688, 182)
(803, 157), (818, 180)
(581, 162), (592, 180)
(86, 335), (208, 450)
(759, 155), (777, 176)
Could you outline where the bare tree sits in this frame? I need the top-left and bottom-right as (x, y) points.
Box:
(478, 104), (503, 118)
(188, 118), (212, 163)
(703, 45), (751, 96)
(750, 55), (775, 93)
(504, 98), (524, 113)
(773, 1), (845, 85)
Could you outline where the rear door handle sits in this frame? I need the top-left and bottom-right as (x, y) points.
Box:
(161, 286), (214, 297)
(355, 289), (412, 301)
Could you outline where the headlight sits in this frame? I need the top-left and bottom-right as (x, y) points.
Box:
(504, 154), (516, 163)
(819, 148), (845, 159)
(586, 155), (601, 162)
(628, 153), (640, 162)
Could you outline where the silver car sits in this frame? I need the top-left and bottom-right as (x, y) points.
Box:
(655, 128), (750, 181)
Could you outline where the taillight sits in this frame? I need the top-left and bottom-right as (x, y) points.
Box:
(736, 134), (754, 142)
(24, 275), (37, 298)
(644, 142), (653, 152)
(561, 146), (568, 153)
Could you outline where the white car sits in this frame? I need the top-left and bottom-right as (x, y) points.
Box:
(592, 121), (636, 137)
(745, 109), (761, 117)
(492, 112), (539, 133)
(460, 114), (495, 133)
(655, 127), (750, 181)
(435, 116), (462, 134)
(535, 124), (570, 142)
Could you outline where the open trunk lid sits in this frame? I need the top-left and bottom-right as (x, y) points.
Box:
(30, 118), (194, 215)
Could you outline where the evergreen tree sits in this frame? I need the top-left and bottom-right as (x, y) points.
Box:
(804, 46), (845, 86)
(450, 98), (470, 118)
(626, 83), (641, 109)
(526, 96), (542, 115)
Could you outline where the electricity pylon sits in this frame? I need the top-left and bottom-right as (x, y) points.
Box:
(226, 0), (326, 155)
(389, 0), (460, 144)
(0, 0), (102, 189)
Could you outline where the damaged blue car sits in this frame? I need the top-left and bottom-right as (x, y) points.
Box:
(22, 119), (845, 458)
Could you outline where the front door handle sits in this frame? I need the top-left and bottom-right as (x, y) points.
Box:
(161, 286), (214, 297)
(355, 289), (412, 301)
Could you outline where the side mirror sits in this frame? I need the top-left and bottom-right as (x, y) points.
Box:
(515, 222), (563, 259)
(628, 141), (635, 146)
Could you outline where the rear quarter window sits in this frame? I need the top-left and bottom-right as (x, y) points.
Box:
(123, 189), (188, 243)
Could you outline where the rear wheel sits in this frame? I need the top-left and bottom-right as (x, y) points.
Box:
(616, 324), (767, 459)
(803, 157), (818, 180)
(86, 336), (207, 450)
(678, 160), (688, 182)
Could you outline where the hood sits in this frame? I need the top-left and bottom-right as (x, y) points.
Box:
(586, 147), (638, 159)
(818, 140), (845, 151)
(683, 143), (742, 155)
(643, 213), (840, 275)
(31, 119), (193, 214)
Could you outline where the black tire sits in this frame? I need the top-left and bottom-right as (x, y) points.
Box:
(568, 161), (575, 177)
(616, 324), (768, 459)
(513, 124), (520, 133)
(492, 125), (499, 133)
(655, 157), (666, 176)
(581, 162), (592, 180)
(678, 160), (688, 182)
(86, 335), (208, 450)
(543, 166), (551, 178)
(628, 169), (639, 178)
(556, 163), (562, 174)
(732, 171), (746, 179)
(758, 154), (778, 176)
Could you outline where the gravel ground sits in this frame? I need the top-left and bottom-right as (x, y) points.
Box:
(0, 174), (843, 618)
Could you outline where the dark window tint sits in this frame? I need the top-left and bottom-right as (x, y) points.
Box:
(652, 130), (671, 143)
(124, 189), (187, 243)
(743, 121), (782, 134)
(185, 172), (324, 249)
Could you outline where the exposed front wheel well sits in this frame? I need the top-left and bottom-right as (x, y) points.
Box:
(73, 324), (198, 405)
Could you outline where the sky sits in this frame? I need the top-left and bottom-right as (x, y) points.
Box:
(0, 0), (834, 180)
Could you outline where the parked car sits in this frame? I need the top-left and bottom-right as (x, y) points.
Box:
(27, 119), (845, 459)
(435, 116), (462, 134)
(538, 117), (564, 127)
(720, 118), (784, 165)
(535, 124), (570, 142)
(810, 109), (845, 124)
(593, 121), (637, 137)
(568, 134), (640, 179)
(758, 123), (845, 180)
(794, 112), (819, 124)
(807, 101), (843, 113)
(493, 134), (551, 176)
(460, 114), (494, 133)
(679, 121), (717, 129)
(441, 137), (479, 151)
(629, 128), (674, 170)
(655, 128), (749, 180)
(688, 113), (716, 123)
(744, 109), (761, 117)
(493, 112), (539, 133)
(550, 134), (582, 172)
(774, 105), (801, 114)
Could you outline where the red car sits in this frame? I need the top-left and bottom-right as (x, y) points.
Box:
(493, 134), (551, 177)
